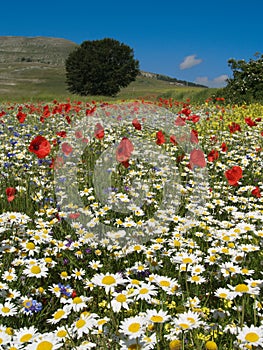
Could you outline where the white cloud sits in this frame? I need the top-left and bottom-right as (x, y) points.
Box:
(195, 74), (229, 88)
(180, 55), (202, 70)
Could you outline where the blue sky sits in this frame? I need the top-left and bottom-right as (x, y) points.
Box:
(1, 0), (262, 87)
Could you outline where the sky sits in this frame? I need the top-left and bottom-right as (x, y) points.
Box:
(1, 0), (262, 88)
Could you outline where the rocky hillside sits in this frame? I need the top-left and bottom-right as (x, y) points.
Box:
(0, 36), (77, 65)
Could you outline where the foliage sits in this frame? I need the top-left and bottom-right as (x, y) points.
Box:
(222, 53), (263, 104)
(65, 38), (140, 96)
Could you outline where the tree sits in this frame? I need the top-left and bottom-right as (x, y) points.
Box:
(222, 53), (263, 103)
(65, 38), (140, 96)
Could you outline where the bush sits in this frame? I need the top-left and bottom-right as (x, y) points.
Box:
(65, 38), (140, 96)
(222, 53), (263, 104)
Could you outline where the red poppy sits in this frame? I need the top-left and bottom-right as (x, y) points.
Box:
(94, 123), (104, 139)
(86, 106), (96, 116)
(61, 142), (73, 156)
(207, 149), (219, 162)
(75, 131), (83, 139)
(68, 213), (80, 219)
(251, 186), (261, 198)
(29, 135), (51, 159)
(224, 166), (242, 186)
(16, 111), (27, 123)
(189, 149), (206, 168)
(175, 116), (186, 126)
(49, 156), (64, 169)
(245, 117), (257, 127)
(187, 114), (200, 123)
(6, 187), (16, 202)
(116, 137), (134, 167)
(170, 135), (177, 145)
(180, 108), (191, 116)
(190, 129), (199, 144)
(56, 131), (67, 138)
(228, 122), (241, 133)
(156, 130), (165, 145)
(221, 142), (228, 152)
(132, 118), (142, 130)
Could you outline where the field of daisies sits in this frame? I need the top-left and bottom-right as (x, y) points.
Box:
(1, 97), (263, 350)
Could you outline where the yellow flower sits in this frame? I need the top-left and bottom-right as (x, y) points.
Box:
(169, 339), (182, 350)
(205, 340), (218, 350)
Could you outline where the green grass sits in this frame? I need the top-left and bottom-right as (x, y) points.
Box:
(0, 71), (220, 104)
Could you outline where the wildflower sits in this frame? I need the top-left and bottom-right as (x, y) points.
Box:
(94, 123), (104, 139)
(0, 301), (18, 316)
(91, 272), (126, 293)
(169, 339), (182, 350)
(26, 333), (63, 349)
(21, 298), (42, 315)
(224, 166), (242, 186)
(13, 326), (39, 344)
(24, 264), (48, 278)
(47, 306), (71, 324)
(237, 325), (263, 348)
(110, 290), (133, 313)
(28, 135), (51, 158)
(205, 340), (218, 350)
(146, 309), (170, 323)
(72, 313), (98, 338)
(119, 315), (147, 339)
(6, 187), (16, 202)
(172, 311), (203, 331)
(61, 295), (92, 312)
(134, 283), (158, 302)
(156, 130), (165, 145)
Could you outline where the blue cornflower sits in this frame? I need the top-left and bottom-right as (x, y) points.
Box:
(58, 283), (72, 297)
(23, 299), (43, 315)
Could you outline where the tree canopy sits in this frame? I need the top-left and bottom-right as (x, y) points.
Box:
(65, 38), (140, 96)
(222, 53), (263, 103)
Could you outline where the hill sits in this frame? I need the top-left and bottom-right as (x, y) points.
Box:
(0, 36), (208, 101)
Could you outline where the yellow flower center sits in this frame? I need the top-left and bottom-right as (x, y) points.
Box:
(179, 323), (189, 329)
(54, 310), (65, 319)
(235, 284), (249, 293)
(245, 332), (260, 343)
(76, 319), (86, 328)
(20, 334), (33, 342)
(191, 276), (200, 281)
(57, 330), (67, 338)
(31, 266), (41, 274)
(150, 315), (163, 323)
(139, 288), (149, 294)
(116, 294), (127, 303)
(2, 307), (10, 313)
(182, 258), (193, 264)
(160, 280), (170, 287)
(128, 322), (141, 333)
(219, 293), (227, 298)
(26, 242), (35, 250)
(36, 341), (53, 350)
(102, 276), (116, 285)
(73, 297), (83, 304)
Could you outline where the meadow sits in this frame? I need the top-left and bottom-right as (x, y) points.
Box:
(1, 96), (263, 350)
